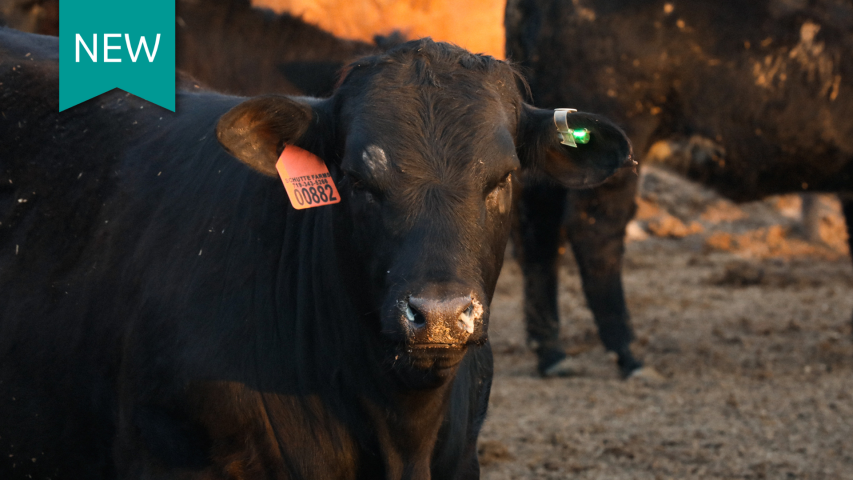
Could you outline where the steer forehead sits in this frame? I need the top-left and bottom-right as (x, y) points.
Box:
(337, 39), (523, 179)
(350, 92), (515, 171)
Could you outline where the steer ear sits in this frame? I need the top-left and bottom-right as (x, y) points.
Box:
(518, 104), (634, 188)
(216, 95), (328, 177)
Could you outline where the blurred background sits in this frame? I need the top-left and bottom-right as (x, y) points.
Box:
(255, 0), (506, 58)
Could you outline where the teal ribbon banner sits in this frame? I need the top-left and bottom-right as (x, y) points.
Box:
(59, 0), (175, 111)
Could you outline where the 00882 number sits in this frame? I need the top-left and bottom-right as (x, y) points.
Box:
(293, 184), (337, 206)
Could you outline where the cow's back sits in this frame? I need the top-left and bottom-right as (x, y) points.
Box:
(176, 0), (376, 96)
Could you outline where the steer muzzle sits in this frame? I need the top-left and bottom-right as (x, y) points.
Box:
(380, 281), (488, 387)
(405, 294), (479, 344)
(383, 283), (488, 347)
(382, 283), (488, 385)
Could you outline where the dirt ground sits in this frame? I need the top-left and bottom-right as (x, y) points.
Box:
(479, 167), (853, 479)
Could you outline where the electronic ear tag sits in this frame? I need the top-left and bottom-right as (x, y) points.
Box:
(275, 145), (341, 209)
(554, 108), (591, 147)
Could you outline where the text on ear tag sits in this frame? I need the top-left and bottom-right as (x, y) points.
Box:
(276, 145), (341, 210)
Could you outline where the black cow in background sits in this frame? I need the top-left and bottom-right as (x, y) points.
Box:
(0, 0), (389, 97)
(505, 3), (646, 378)
(506, 0), (853, 369)
(0, 29), (632, 479)
(0, 0), (57, 35)
(174, 0), (386, 97)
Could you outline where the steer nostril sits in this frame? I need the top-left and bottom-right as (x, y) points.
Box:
(406, 302), (427, 327)
(457, 301), (476, 334)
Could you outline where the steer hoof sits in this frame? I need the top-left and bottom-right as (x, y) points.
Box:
(627, 366), (666, 383)
(539, 356), (585, 378)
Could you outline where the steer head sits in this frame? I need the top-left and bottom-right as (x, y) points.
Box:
(217, 39), (632, 387)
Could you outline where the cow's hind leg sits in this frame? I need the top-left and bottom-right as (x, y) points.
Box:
(564, 170), (643, 377)
(514, 181), (572, 376)
(841, 193), (853, 334)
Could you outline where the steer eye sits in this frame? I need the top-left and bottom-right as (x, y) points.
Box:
(485, 171), (514, 196)
(350, 176), (366, 191)
(344, 171), (381, 201)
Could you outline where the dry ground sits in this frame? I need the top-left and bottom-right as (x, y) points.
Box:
(479, 168), (853, 479)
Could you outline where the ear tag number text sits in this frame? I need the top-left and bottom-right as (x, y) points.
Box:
(276, 145), (341, 209)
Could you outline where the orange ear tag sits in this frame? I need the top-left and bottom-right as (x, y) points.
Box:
(275, 145), (341, 210)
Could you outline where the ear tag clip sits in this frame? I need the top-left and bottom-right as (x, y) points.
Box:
(554, 108), (591, 147)
(276, 145), (341, 210)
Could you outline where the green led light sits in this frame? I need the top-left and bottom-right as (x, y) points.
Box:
(572, 128), (590, 144)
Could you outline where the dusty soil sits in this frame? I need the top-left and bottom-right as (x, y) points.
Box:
(479, 168), (853, 479)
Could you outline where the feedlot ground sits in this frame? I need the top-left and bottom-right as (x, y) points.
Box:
(482, 245), (853, 480)
(480, 176), (853, 479)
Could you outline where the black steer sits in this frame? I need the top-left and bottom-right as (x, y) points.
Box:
(506, 0), (853, 376)
(0, 30), (631, 480)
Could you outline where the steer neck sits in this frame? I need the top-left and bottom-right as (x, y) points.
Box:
(311, 176), (461, 478)
(360, 381), (455, 480)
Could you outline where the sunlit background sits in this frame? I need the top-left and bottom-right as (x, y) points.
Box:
(255, 0), (506, 57)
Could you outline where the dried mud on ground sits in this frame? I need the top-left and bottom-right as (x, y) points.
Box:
(480, 168), (853, 479)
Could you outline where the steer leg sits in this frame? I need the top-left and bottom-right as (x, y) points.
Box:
(514, 181), (571, 376)
(841, 193), (853, 334)
(564, 170), (643, 377)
